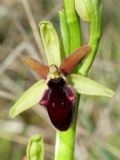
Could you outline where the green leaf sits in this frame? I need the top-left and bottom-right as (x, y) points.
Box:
(9, 80), (47, 118)
(39, 21), (61, 66)
(69, 74), (115, 97)
(27, 135), (44, 160)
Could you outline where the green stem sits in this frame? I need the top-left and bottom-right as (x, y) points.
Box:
(55, 0), (82, 160)
(55, 1), (102, 160)
(55, 96), (80, 160)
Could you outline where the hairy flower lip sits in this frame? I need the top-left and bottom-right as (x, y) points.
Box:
(40, 77), (77, 131)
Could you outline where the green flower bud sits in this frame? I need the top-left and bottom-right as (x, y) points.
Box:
(75, 0), (101, 22)
(27, 135), (44, 160)
(75, 0), (91, 21)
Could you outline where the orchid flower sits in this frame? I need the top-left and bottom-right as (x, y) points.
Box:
(9, 22), (114, 131)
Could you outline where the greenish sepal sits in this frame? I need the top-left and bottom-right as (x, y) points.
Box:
(9, 80), (47, 118)
(27, 135), (44, 160)
(69, 74), (115, 97)
(39, 21), (61, 66)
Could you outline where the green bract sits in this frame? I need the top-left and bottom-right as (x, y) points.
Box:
(63, 0), (82, 52)
(9, 80), (47, 118)
(75, 0), (103, 75)
(59, 10), (70, 57)
(27, 135), (44, 160)
(40, 21), (61, 66)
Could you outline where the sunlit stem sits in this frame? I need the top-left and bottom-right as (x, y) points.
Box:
(55, 0), (82, 159)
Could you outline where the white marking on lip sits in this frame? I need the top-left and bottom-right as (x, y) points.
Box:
(52, 102), (55, 108)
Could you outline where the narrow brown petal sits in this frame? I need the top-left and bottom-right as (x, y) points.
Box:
(60, 45), (91, 75)
(24, 57), (49, 79)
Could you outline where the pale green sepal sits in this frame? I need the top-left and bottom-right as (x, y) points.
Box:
(9, 80), (47, 118)
(27, 135), (44, 160)
(69, 74), (115, 97)
(39, 21), (61, 66)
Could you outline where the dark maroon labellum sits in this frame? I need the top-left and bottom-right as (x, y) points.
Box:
(40, 77), (76, 131)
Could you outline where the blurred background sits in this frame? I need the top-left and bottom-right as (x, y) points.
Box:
(0, 0), (120, 159)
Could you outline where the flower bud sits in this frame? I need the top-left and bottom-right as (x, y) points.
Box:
(75, 0), (91, 21)
(75, 0), (101, 22)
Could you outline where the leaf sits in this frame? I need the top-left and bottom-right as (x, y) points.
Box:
(27, 135), (44, 160)
(39, 21), (61, 66)
(9, 80), (47, 118)
(69, 74), (115, 97)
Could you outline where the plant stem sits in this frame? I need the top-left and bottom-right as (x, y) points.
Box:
(55, 0), (82, 160)
(55, 1), (102, 160)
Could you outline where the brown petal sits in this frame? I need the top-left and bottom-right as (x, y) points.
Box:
(60, 45), (91, 75)
(24, 57), (49, 79)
